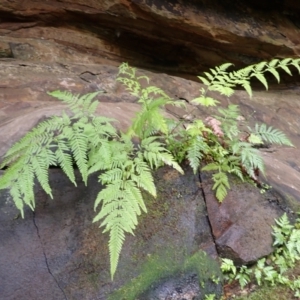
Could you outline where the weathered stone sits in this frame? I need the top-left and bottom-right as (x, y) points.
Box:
(0, 164), (217, 299)
(0, 0), (300, 78)
(202, 172), (286, 265)
(0, 6), (300, 293)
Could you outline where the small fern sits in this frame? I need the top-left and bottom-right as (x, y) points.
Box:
(188, 58), (298, 200)
(117, 62), (185, 139)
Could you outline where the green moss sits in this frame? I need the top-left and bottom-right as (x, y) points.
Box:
(108, 250), (222, 300)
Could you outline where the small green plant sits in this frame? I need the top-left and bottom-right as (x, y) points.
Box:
(221, 213), (300, 297)
(205, 294), (216, 300)
(158, 59), (296, 201)
(0, 58), (298, 280)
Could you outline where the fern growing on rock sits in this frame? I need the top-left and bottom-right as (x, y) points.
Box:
(0, 85), (183, 279)
(187, 58), (297, 201)
(0, 58), (298, 280)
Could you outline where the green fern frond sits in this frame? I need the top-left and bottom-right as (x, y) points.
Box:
(191, 96), (219, 107)
(233, 142), (265, 176)
(251, 72), (268, 90)
(108, 223), (126, 280)
(18, 166), (35, 210)
(132, 156), (156, 198)
(69, 127), (89, 185)
(31, 155), (53, 198)
(88, 141), (113, 174)
(254, 124), (293, 146)
(117, 77), (141, 97)
(10, 183), (25, 217)
(212, 171), (230, 202)
(93, 177), (147, 279)
(157, 151), (184, 174)
(48, 90), (101, 116)
(187, 136), (207, 173)
(141, 136), (183, 174)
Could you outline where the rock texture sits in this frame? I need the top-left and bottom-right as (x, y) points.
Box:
(0, 60), (299, 298)
(0, 165), (218, 300)
(0, 0), (300, 79)
(1, 0), (300, 299)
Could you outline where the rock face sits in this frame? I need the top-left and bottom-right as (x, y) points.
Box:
(0, 165), (220, 300)
(0, 61), (299, 298)
(0, 0), (300, 79)
(1, 0), (300, 298)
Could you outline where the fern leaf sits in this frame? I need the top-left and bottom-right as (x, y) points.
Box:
(141, 137), (183, 173)
(191, 96), (219, 107)
(18, 166), (35, 210)
(133, 156), (156, 198)
(269, 59), (279, 67)
(291, 61), (300, 74)
(187, 136), (206, 173)
(157, 151), (184, 174)
(280, 58), (292, 65)
(248, 133), (263, 145)
(279, 65), (292, 76)
(108, 223), (126, 280)
(204, 71), (214, 81)
(0, 156), (28, 190)
(197, 76), (211, 86)
(254, 124), (293, 146)
(219, 63), (234, 71)
(55, 138), (76, 185)
(31, 155), (53, 198)
(10, 184), (24, 217)
(212, 172), (230, 202)
(241, 145), (265, 175)
(242, 82), (253, 98)
(267, 67), (280, 83)
(93, 178), (145, 280)
(80, 91), (101, 114)
(69, 128), (89, 185)
(255, 61), (267, 72)
(88, 142), (112, 174)
(252, 73), (268, 90)
(202, 162), (220, 172)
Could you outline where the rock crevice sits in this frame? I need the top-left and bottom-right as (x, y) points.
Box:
(32, 211), (68, 300)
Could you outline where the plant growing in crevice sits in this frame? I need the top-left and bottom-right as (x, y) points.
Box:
(0, 58), (298, 280)
(221, 213), (300, 297)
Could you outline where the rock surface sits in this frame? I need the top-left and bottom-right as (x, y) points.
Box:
(0, 165), (218, 300)
(0, 0), (300, 79)
(1, 1), (300, 298)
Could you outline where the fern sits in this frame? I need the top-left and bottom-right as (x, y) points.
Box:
(0, 58), (298, 281)
(253, 124), (294, 146)
(212, 171), (230, 202)
(117, 62), (185, 139)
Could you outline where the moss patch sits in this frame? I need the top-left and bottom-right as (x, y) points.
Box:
(109, 250), (222, 300)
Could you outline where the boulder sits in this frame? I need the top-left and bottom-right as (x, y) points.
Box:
(201, 172), (286, 265)
(0, 165), (218, 299)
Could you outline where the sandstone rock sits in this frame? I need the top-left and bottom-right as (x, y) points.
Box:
(0, 0), (300, 79)
(201, 172), (286, 265)
(0, 165), (217, 299)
